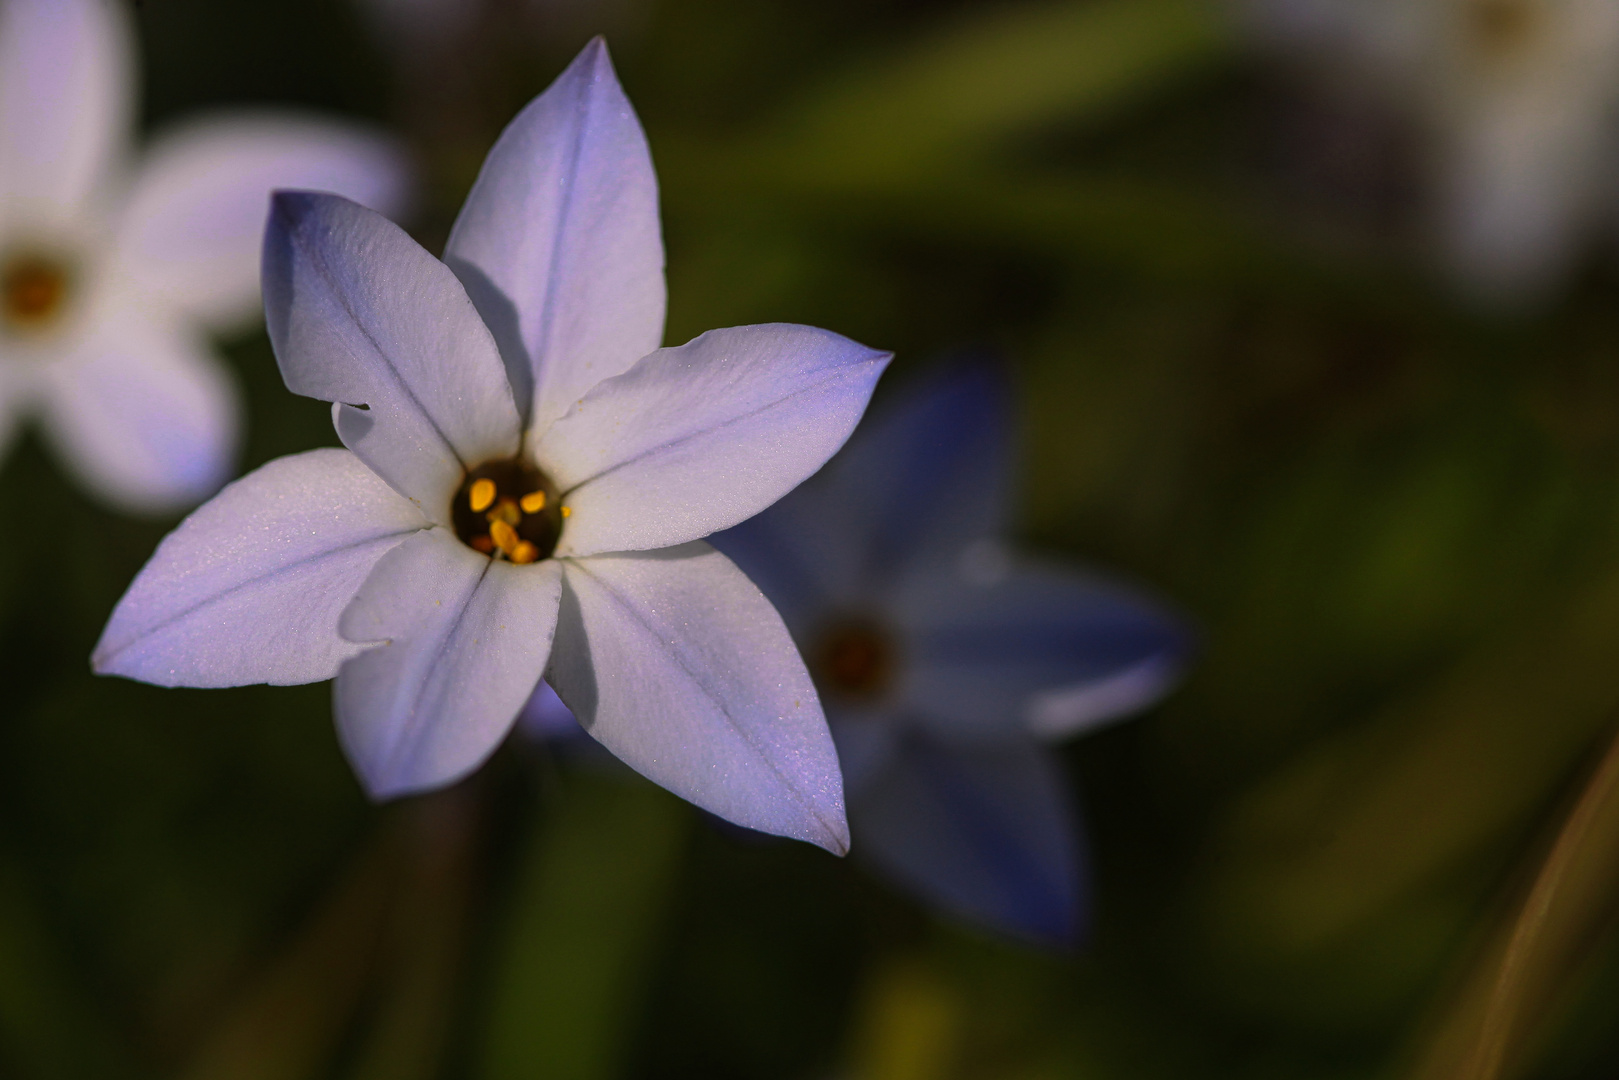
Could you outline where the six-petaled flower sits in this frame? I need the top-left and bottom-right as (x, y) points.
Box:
(93, 40), (889, 853)
(715, 361), (1192, 940)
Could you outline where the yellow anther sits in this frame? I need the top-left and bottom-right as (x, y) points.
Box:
(470, 535), (495, 555)
(560, 506), (572, 518)
(511, 540), (539, 565)
(468, 478), (496, 513)
(488, 498), (521, 526)
(489, 519), (519, 556)
(520, 490), (547, 514)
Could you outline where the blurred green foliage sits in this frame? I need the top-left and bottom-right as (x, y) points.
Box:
(3, 0), (1619, 1078)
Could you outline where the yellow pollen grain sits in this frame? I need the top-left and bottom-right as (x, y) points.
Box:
(489, 518), (519, 556)
(468, 478), (496, 513)
(511, 540), (539, 564)
(560, 505), (572, 518)
(520, 490), (546, 514)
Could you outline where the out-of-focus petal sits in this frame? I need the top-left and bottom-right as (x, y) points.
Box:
(0, 0), (131, 220)
(514, 678), (583, 742)
(92, 448), (427, 687)
(827, 710), (903, 795)
(1436, 109), (1604, 303)
(262, 192), (520, 519)
(709, 458), (872, 626)
(540, 324), (890, 558)
(714, 358), (1010, 619)
(893, 554), (1191, 742)
(548, 542), (849, 853)
(854, 736), (1084, 945)
(335, 528), (561, 798)
(36, 297), (238, 514)
(116, 115), (410, 331)
(444, 37), (664, 429)
(824, 357), (1013, 576)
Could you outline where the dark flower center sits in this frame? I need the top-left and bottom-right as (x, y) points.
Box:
(1465, 0), (1538, 61)
(810, 618), (897, 702)
(1, 251), (71, 333)
(451, 458), (564, 564)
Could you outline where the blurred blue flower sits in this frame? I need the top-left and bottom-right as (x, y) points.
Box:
(714, 360), (1192, 943)
(0, 0), (408, 512)
(94, 40), (891, 853)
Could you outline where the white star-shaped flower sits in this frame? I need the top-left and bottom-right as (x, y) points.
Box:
(93, 40), (888, 853)
(0, 0), (406, 512)
(1249, 0), (1619, 299)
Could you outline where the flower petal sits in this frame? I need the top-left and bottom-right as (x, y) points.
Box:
(0, 0), (131, 218)
(92, 448), (427, 687)
(36, 297), (238, 513)
(262, 191), (520, 519)
(712, 357), (1012, 620)
(548, 542), (848, 853)
(826, 710), (902, 794)
(116, 114), (409, 332)
(831, 356), (1013, 573)
(853, 735), (1084, 944)
(540, 324), (890, 558)
(444, 37), (664, 429)
(894, 556), (1192, 742)
(515, 678), (583, 742)
(335, 528), (562, 798)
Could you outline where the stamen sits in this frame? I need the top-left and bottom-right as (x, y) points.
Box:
(489, 519), (520, 556)
(451, 457), (562, 564)
(488, 498), (521, 527)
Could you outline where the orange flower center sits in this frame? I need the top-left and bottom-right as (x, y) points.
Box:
(1, 251), (72, 333)
(451, 458), (564, 564)
(811, 618), (897, 702)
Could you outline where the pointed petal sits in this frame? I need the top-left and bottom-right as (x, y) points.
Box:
(335, 529), (562, 798)
(894, 557), (1192, 742)
(116, 114), (409, 331)
(713, 356), (1012, 619)
(263, 192), (520, 519)
(549, 542), (848, 853)
(37, 299), (238, 513)
(0, 0), (131, 217)
(854, 736), (1084, 944)
(444, 37), (664, 429)
(540, 324), (890, 557)
(92, 448), (427, 687)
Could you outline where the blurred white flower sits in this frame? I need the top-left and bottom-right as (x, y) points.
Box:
(95, 41), (888, 853)
(1248, 0), (1619, 300)
(0, 0), (407, 513)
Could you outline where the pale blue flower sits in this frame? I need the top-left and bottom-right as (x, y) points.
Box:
(93, 40), (890, 853)
(714, 361), (1191, 939)
(0, 0), (408, 512)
